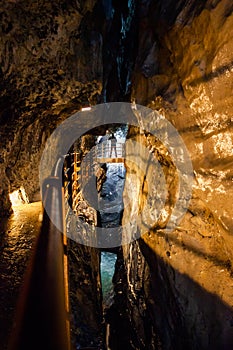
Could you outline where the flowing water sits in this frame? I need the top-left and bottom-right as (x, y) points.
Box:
(100, 252), (117, 308)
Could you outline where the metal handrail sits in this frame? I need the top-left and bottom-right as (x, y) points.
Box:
(78, 142), (125, 191)
(10, 144), (122, 349)
(96, 140), (125, 159)
(9, 157), (70, 350)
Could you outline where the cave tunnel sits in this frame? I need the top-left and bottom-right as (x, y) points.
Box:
(1, 0), (233, 349)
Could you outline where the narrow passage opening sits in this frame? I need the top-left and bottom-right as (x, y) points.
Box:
(100, 251), (117, 309)
(66, 124), (128, 349)
(97, 126), (127, 349)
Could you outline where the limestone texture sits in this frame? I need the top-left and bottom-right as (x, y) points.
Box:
(119, 1), (233, 349)
(0, 0), (233, 349)
(0, 0), (102, 214)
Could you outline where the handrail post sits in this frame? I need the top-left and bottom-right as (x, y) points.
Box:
(67, 154), (73, 209)
(72, 152), (77, 211)
(9, 160), (70, 350)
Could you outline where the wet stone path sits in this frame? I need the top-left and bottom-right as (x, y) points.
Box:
(0, 202), (42, 349)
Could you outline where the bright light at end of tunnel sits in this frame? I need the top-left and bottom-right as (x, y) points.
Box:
(9, 187), (29, 208)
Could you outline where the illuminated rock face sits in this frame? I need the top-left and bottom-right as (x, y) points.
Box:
(0, 0), (103, 215)
(132, 0), (233, 233)
(119, 1), (233, 348)
(0, 2), (104, 348)
(0, 0), (135, 215)
(0, 0), (233, 348)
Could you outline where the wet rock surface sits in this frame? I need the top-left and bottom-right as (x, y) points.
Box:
(99, 163), (125, 228)
(115, 1), (233, 349)
(0, 0), (233, 349)
(0, 0), (103, 215)
(0, 202), (42, 350)
(66, 155), (103, 348)
(120, 124), (233, 348)
(68, 240), (103, 349)
(100, 251), (117, 309)
(132, 0), (233, 233)
(107, 246), (160, 350)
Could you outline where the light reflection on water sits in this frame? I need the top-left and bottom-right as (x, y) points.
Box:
(100, 252), (117, 307)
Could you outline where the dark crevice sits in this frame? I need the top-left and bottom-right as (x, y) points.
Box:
(102, 0), (138, 102)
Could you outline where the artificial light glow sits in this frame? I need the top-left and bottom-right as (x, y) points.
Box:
(81, 107), (91, 111)
(9, 187), (29, 207)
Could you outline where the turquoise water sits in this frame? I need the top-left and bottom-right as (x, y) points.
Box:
(100, 252), (117, 307)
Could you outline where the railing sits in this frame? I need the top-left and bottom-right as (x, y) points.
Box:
(96, 140), (125, 159)
(63, 142), (125, 209)
(9, 142), (125, 349)
(80, 141), (125, 189)
(9, 157), (70, 350)
(63, 152), (82, 213)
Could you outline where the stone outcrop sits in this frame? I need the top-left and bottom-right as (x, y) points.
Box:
(0, 0), (103, 215)
(0, 3), (104, 349)
(68, 241), (103, 349)
(118, 1), (233, 349)
(131, 0), (233, 233)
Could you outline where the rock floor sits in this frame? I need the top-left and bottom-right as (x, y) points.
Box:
(0, 202), (42, 350)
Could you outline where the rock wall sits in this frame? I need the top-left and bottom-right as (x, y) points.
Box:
(0, 0), (103, 215)
(119, 0), (233, 349)
(0, 2), (105, 349)
(68, 241), (103, 348)
(66, 134), (104, 348)
(0, 0), (136, 215)
(132, 0), (233, 233)
(1, 0), (233, 348)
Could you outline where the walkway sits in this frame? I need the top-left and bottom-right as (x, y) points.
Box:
(6, 144), (125, 349)
(0, 202), (42, 350)
(96, 140), (125, 163)
(80, 141), (125, 187)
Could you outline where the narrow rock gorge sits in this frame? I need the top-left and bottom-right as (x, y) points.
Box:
(0, 0), (233, 349)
